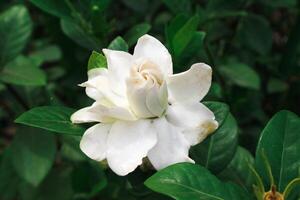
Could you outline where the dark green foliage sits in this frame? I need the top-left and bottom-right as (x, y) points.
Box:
(0, 0), (300, 200)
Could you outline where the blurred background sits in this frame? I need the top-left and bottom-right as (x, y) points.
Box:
(0, 0), (299, 199)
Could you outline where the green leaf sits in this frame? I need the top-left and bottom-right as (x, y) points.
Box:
(15, 106), (85, 136)
(61, 136), (86, 162)
(124, 23), (151, 47)
(108, 36), (129, 51)
(30, 0), (72, 19)
(171, 15), (200, 57)
(30, 45), (62, 64)
(166, 14), (189, 46)
(0, 56), (46, 86)
(162, 0), (191, 14)
(10, 127), (56, 186)
(218, 146), (255, 192)
(60, 19), (101, 50)
(219, 62), (260, 90)
(176, 31), (206, 66)
(88, 51), (107, 70)
(0, 5), (32, 70)
(237, 15), (272, 55)
(145, 163), (250, 200)
(255, 110), (300, 192)
(191, 102), (238, 173)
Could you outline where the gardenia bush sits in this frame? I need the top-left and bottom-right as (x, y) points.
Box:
(0, 0), (299, 200)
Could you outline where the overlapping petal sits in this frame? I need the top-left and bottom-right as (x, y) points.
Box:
(133, 35), (173, 76)
(167, 63), (212, 103)
(84, 68), (108, 100)
(106, 120), (157, 175)
(80, 73), (128, 107)
(89, 102), (137, 122)
(80, 123), (111, 161)
(71, 103), (104, 123)
(103, 49), (133, 96)
(71, 102), (136, 123)
(147, 117), (194, 170)
(166, 102), (218, 145)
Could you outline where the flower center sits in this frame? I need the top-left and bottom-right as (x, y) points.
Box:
(126, 59), (168, 119)
(130, 60), (164, 87)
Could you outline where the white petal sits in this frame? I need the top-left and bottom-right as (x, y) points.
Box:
(126, 80), (153, 118)
(147, 117), (194, 170)
(85, 87), (104, 101)
(166, 102), (218, 145)
(80, 74), (128, 107)
(89, 102), (137, 122)
(133, 34), (172, 76)
(106, 120), (157, 176)
(80, 68), (108, 101)
(103, 49), (133, 95)
(167, 63), (212, 103)
(71, 105), (103, 123)
(80, 123), (111, 161)
(146, 82), (167, 117)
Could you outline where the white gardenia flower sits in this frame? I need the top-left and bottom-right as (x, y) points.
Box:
(71, 34), (218, 176)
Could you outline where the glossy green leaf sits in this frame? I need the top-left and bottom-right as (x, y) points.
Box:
(15, 106), (85, 136)
(219, 62), (260, 90)
(124, 23), (151, 47)
(191, 101), (238, 173)
(30, 0), (71, 19)
(88, 51), (107, 70)
(177, 31), (206, 66)
(172, 15), (200, 57)
(10, 128), (56, 186)
(255, 110), (300, 192)
(218, 146), (255, 192)
(61, 19), (101, 50)
(0, 56), (46, 86)
(166, 14), (189, 46)
(108, 36), (128, 51)
(237, 15), (272, 55)
(0, 5), (32, 69)
(145, 163), (250, 200)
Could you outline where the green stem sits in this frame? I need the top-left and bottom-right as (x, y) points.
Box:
(248, 163), (265, 195)
(261, 149), (275, 189)
(283, 177), (300, 199)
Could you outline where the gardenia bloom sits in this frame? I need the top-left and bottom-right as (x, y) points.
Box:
(71, 34), (218, 176)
